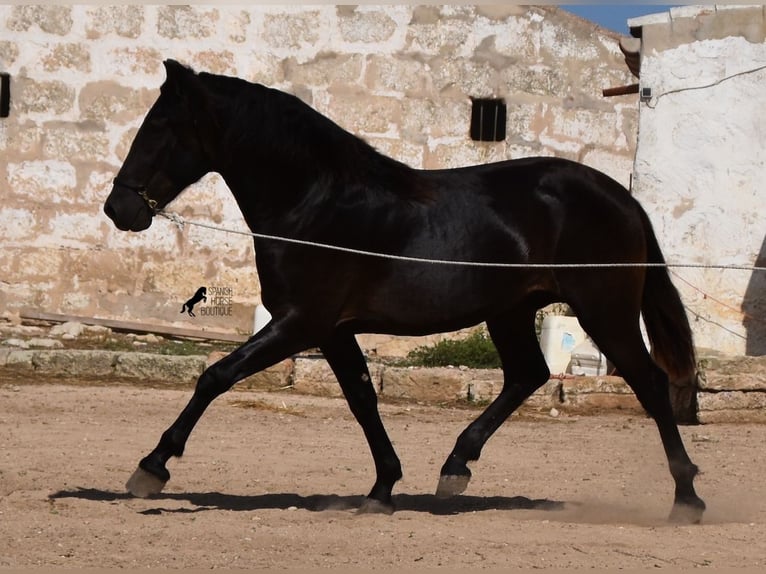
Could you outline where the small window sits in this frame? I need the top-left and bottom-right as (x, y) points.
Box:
(0, 73), (10, 118)
(470, 98), (506, 142)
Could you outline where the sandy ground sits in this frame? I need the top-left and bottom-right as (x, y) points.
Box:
(1, 378), (765, 570)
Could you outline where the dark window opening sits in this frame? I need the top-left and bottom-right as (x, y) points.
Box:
(0, 73), (10, 118)
(470, 98), (506, 142)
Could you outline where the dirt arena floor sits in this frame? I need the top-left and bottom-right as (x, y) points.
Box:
(1, 377), (765, 570)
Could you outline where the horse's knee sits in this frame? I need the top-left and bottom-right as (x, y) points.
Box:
(195, 365), (234, 400)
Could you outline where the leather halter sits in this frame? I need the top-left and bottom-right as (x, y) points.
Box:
(112, 178), (158, 213)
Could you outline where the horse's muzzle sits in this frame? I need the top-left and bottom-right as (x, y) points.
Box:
(104, 184), (154, 232)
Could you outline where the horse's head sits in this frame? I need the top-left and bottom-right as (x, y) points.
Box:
(104, 59), (215, 231)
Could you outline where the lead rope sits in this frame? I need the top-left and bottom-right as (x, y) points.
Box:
(157, 210), (766, 272)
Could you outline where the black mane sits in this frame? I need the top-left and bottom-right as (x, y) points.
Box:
(198, 71), (427, 201)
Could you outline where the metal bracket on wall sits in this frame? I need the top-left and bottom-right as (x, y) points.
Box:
(1, 73), (10, 118)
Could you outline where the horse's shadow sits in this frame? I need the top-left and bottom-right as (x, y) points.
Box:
(49, 487), (564, 516)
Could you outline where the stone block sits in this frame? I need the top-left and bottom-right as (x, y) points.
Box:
(42, 122), (110, 163)
(1, 208), (38, 242)
(3, 350), (34, 369)
(405, 16), (472, 55)
(15, 78), (74, 114)
(698, 355), (766, 391)
(44, 211), (109, 248)
(293, 356), (342, 397)
(224, 10), (250, 44)
(285, 54), (365, 88)
(42, 43), (91, 73)
(399, 97), (469, 142)
(85, 5), (144, 39)
(366, 56), (431, 97)
(157, 5), (218, 39)
(263, 11), (322, 52)
(114, 352), (206, 383)
(338, 8), (398, 44)
(8, 5), (72, 35)
(8, 161), (78, 203)
(697, 391), (766, 423)
(108, 47), (163, 76)
(430, 57), (495, 98)
(190, 51), (236, 76)
(560, 376), (642, 412)
(328, 94), (401, 135)
(32, 350), (117, 377)
(0, 41), (20, 67)
(380, 366), (467, 402)
(79, 82), (151, 124)
(547, 107), (621, 149)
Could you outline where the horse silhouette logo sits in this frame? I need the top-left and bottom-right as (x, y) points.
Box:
(181, 286), (207, 317)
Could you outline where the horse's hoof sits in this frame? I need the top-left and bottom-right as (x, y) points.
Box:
(357, 497), (394, 515)
(668, 499), (705, 525)
(126, 466), (167, 498)
(436, 474), (470, 498)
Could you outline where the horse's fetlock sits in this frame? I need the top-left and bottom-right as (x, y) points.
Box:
(160, 428), (186, 457)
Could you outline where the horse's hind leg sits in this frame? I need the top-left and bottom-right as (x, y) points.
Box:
(572, 302), (705, 523)
(437, 306), (550, 497)
(321, 331), (402, 514)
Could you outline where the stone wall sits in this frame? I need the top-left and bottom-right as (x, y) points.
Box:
(630, 5), (766, 356)
(0, 5), (637, 354)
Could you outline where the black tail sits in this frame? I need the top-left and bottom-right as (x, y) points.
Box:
(639, 211), (698, 423)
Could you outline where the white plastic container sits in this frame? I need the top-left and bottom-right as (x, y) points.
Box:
(569, 338), (609, 376)
(253, 304), (272, 334)
(539, 315), (586, 375)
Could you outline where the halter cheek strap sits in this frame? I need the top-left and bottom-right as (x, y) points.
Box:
(112, 178), (159, 213)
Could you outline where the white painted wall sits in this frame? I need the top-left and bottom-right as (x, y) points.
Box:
(632, 27), (766, 355)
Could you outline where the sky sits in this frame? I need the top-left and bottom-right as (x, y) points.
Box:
(561, 5), (677, 34)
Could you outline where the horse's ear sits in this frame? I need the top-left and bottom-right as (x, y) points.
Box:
(161, 60), (220, 147)
(162, 59), (196, 95)
(161, 59), (216, 123)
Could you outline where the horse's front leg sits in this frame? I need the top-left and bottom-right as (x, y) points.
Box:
(126, 317), (310, 497)
(321, 331), (402, 514)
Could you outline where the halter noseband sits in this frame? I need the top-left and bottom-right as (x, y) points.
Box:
(112, 178), (158, 213)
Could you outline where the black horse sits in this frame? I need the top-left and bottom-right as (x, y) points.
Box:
(104, 59), (705, 522)
(181, 286), (207, 317)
